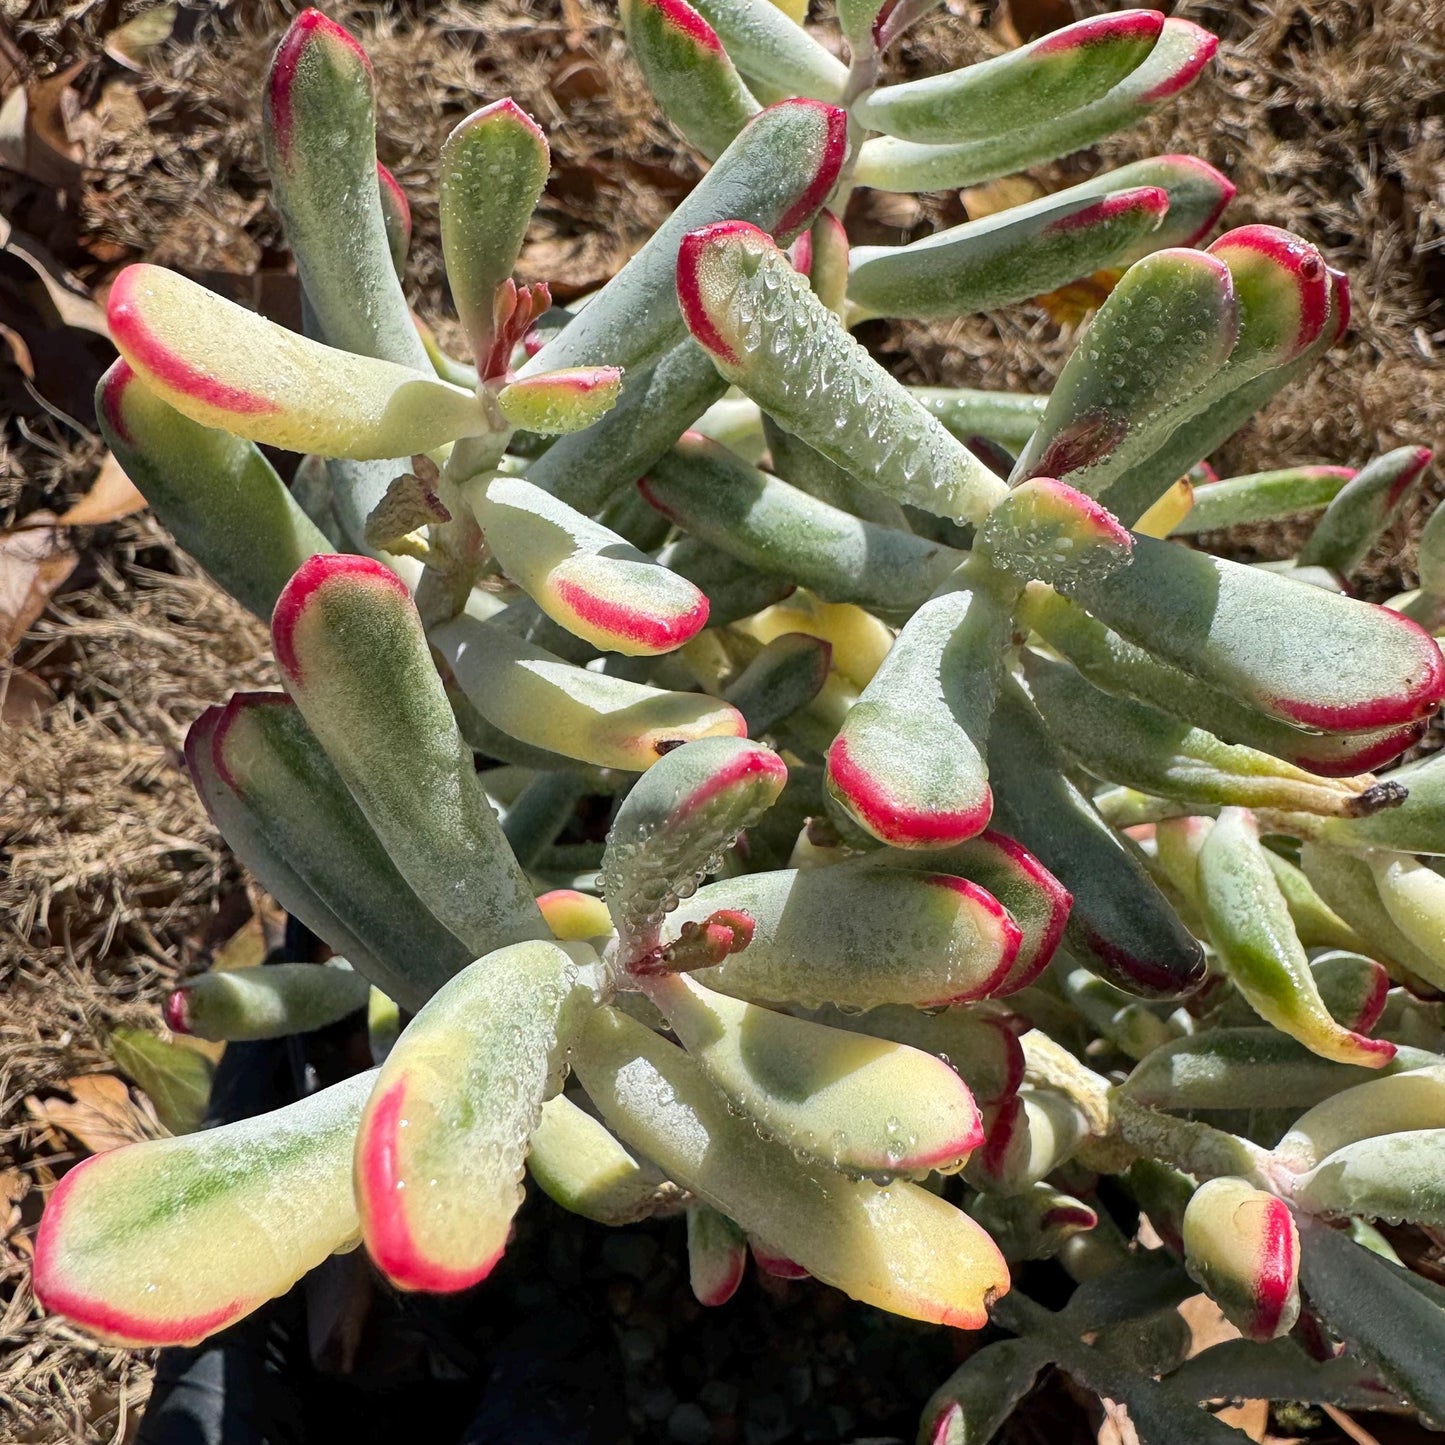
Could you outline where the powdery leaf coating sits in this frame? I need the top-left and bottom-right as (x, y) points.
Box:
(855, 10), (1163, 145)
(1363, 854), (1445, 988)
(648, 971), (983, 1175)
(495, 368), (623, 435)
(529, 1095), (667, 1227)
(854, 18), (1217, 193)
(467, 474), (709, 657)
(1297, 445), (1433, 576)
(962, 1089), (1089, 1197)
(107, 265), (485, 458)
(272, 555), (547, 956)
(978, 479), (1133, 588)
(432, 612), (746, 770)
(1174, 465), (1357, 534)
(1292, 1130), (1445, 1228)
(1182, 1176), (1300, 1341)
(168, 962), (370, 1042)
(34, 1070), (375, 1347)
(1275, 1064), (1445, 1174)
(688, 0), (847, 101)
(354, 940), (605, 1291)
(687, 1203), (748, 1305)
(675, 865), (1021, 1010)
(571, 1006), (1010, 1328)
(677, 221), (1007, 523)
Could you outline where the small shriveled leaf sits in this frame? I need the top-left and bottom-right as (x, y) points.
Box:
(1297, 445), (1434, 576)
(989, 677), (1205, 999)
(1068, 533), (1445, 732)
(688, 1203), (748, 1305)
(675, 865), (1021, 1010)
(108, 265), (485, 458)
(854, 18), (1217, 193)
(649, 972), (982, 1175)
(34, 1071), (373, 1346)
(676, 220), (1007, 523)
(826, 558), (1014, 847)
(263, 10), (426, 368)
(1173, 464), (1356, 534)
(641, 433), (960, 613)
(1308, 751), (1445, 859)
(1182, 1176), (1299, 1341)
(571, 1006), (1010, 1328)
(467, 473), (708, 655)
(167, 962), (371, 1043)
(95, 362), (332, 622)
(529, 1094), (668, 1226)
(272, 554), (546, 955)
(622, 0), (760, 159)
(354, 940), (603, 1291)
(1198, 809), (1393, 1068)
(602, 735), (786, 945)
(433, 612), (746, 770)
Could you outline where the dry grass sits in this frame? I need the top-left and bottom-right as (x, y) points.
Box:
(0, 0), (1441, 1437)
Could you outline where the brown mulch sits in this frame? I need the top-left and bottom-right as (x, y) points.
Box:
(1, 0), (1442, 1439)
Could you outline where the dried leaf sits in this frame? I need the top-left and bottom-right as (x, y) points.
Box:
(58, 453), (147, 526)
(103, 4), (177, 71)
(109, 1026), (214, 1136)
(1, 225), (109, 335)
(26, 1074), (159, 1155)
(961, 175), (1045, 221)
(0, 64), (83, 189)
(1036, 268), (1126, 326)
(0, 512), (78, 659)
(0, 1167), (27, 1238)
(1, 666), (56, 727)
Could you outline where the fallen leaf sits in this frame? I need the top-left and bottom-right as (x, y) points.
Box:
(1097, 1396), (1138, 1445)
(1, 665), (56, 726)
(109, 1026), (214, 1135)
(26, 1074), (160, 1155)
(0, 63), (84, 190)
(1003, 0), (1076, 44)
(58, 453), (147, 526)
(1035, 268), (1125, 327)
(961, 175), (1045, 221)
(1217, 1398), (1269, 1441)
(0, 1167), (27, 1238)
(103, 4), (177, 71)
(1178, 1292), (1243, 1356)
(1, 224), (109, 335)
(211, 912), (269, 972)
(0, 512), (78, 659)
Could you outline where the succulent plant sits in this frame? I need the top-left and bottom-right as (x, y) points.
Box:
(33, 4), (1445, 1440)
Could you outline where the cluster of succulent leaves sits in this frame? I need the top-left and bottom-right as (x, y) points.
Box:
(32, 2), (1445, 1440)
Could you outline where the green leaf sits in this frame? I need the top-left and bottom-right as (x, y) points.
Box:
(1173, 464), (1355, 534)
(167, 962), (370, 1043)
(722, 631), (833, 736)
(910, 386), (1047, 448)
(1297, 445), (1435, 576)
(1167, 1337), (1396, 1410)
(1275, 1063), (1445, 1173)
(688, 0), (846, 100)
(108, 1027), (213, 1136)
(529, 1094), (669, 1226)
(918, 1337), (1049, 1445)
(687, 1203), (747, 1305)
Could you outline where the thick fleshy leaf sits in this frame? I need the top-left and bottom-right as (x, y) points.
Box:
(674, 865), (1020, 1009)
(1018, 584), (1423, 777)
(354, 940), (603, 1291)
(1122, 1028), (1439, 1112)
(1057, 963), (1174, 1060)
(433, 611), (747, 770)
(854, 19), (1216, 193)
(438, 100), (550, 371)
(723, 631), (832, 735)
(1296, 1216), (1445, 1427)
(1307, 751), (1445, 858)
(602, 735), (786, 945)
(1024, 652), (1386, 817)
(1302, 951), (1391, 1034)
(34, 1071), (373, 1346)
(964, 1088), (1089, 1196)
(466, 474), (708, 655)
(1173, 465), (1356, 534)
(1297, 445), (1434, 576)
(649, 972), (982, 1175)
(763, 417), (913, 530)
(641, 434), (959, 613)
(826, 559), (1014, 847)
(1182, 1176), (1299, 1341)
(968, 1183), (1098, 1264)
(800, 1003), (1023, 1107)
(527, 99), (845, 377)
(187, 696), (470, 1011)
(1364, 853), (1445, 987)
(272, 555), (546, 955)
(1198, 809), (1393, 1068)
(96, 362), (331, 621)
(911, 387), (1048, 449)
(167, 962), (370, 1042)
(529, 1094), (668, 1225)
(687, 1203), (747, 1305)
(688, 0), (846, 99)
(622, 0), (760, 159)
(1274, 1064), (1445, 1174)
(977, 479), (1133, 588)
(108, 265), (485, 458)
(988, 677), (1205, 999)
(1168, 1337), (1397, 1411)
(262, 10), (427, 368)
(1092, 154), (1236, 260)
(376, 162), (410, 276)
(864, 831), (1071, 994)
(676, 220), (1007, 523)
(736, 594), (892, 688)
(1011, 248), (1238, 494)
(528, 340), (728, 515)
(1297, 1131), (1445, 1232)
(1067, 533), (1445, 732)
(495, 367), (623, 435)
(571, 1006), (1010, 1327)
(1134, 477), (1194, 538)
(847, 182), (1168, 322)
(536, 889), (614, 942)
(919, 1337), (1049, 1445)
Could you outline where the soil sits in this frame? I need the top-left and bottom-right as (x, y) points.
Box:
(1, 0), (1442, 1440)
